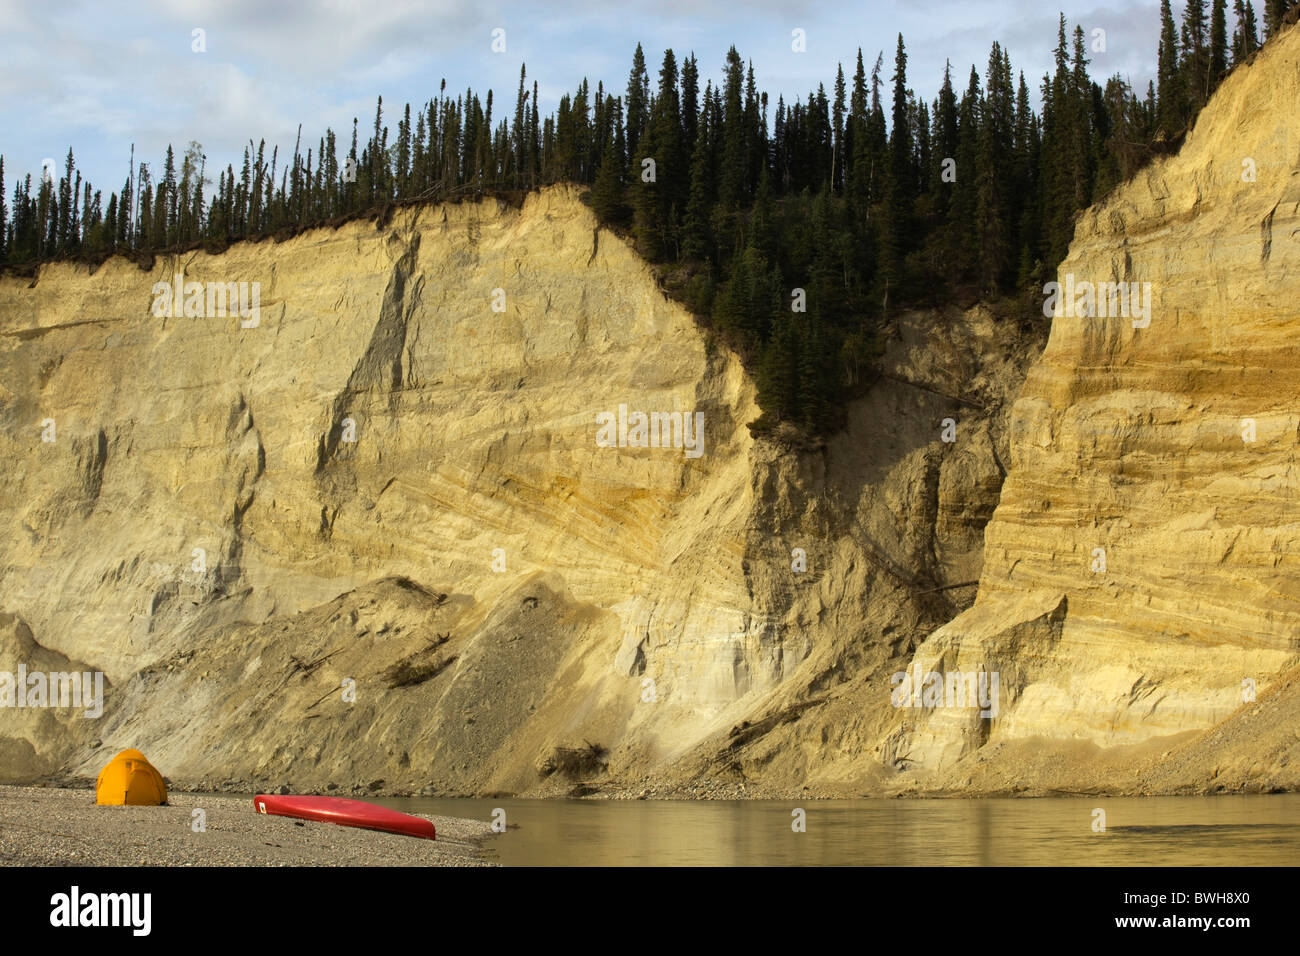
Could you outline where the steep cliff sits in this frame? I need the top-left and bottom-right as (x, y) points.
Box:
(0, 187), (756, 792)
(2, 24), (1298, 798)
(0, 183), (1029, 795)
(885, 22), (1300, 793)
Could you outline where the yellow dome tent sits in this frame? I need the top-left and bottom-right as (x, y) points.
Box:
(95, 748), (167, 806)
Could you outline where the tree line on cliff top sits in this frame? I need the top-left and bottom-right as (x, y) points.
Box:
(1, 2), (1295, 434)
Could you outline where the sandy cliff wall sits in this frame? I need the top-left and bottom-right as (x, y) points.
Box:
(891, 23), (1300, 787)
(0, 187), (772, 791)
(0, 182), (1028, 795)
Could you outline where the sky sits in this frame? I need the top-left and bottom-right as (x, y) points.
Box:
(0, 0), (1166, 199)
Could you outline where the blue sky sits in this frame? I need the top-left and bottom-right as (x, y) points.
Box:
(0, 0), (1164, 198)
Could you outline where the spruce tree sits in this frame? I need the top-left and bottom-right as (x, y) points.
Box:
(118, 176), (132, 248)
(845, 49), (869, 215)
(591, 99), (627, 224)
(933, 61), (959, 224)
(881, 34), (911, 292)
(680, 54), (700, 153)
(11, 175), (29, 261)
(1264, 0), (1288, 36)
(719, 46), (746, 208)
(524, 81), (538, 186)
(755, 307), (799, 421)
(1069, 26), (1094, 208)
(58, 149), (75, 253)
(157, 145), (176, 245)
(1181, 0), (1209, 112)
(79, 181), (90, 251)
(750, 166), (777, 263)
(630, 116), (660, 258)
(625, 44), (650, 160)
(396, 104), (411, 194)
(370, 96), (384, 203)
(1233, 0), (1248, 61)
(914, 98), (931, 193)
(512, 64), (529, 185)
(138, 178), (153, 251)
(866, 53), (889, 205)
(832, 65), (846, 192)
(1157, 0), (1182, 136)
(1012, 70), (1036, 279)
(682, 91), (714, 261)
(809, 183), (840, 319)
(976, 42), (1013, 290)
(954, 65), (981, 277)
(70, 170), (82, 252)
(799, 318), (831, 431)
(1210, 0), (1229, 90)
(744, 62), (763, 196)
(103, 192), (117, 253)
(652, 48), (685, 254)
(893, 45), (916, 194)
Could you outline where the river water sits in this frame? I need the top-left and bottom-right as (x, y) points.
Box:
(371, 793), (1300, 866)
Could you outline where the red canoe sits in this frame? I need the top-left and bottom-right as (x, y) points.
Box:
(254, 794), (436, 840)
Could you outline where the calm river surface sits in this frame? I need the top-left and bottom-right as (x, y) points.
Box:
(370, 793), (1300, 866)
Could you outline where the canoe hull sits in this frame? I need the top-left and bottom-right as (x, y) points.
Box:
(254, 794), (436, 840)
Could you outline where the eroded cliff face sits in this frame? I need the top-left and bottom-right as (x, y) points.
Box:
(1, 24), (1297, 798)
(888, 23), (1300, 792)
(0, 186), (777, 793)
(0, 182), (1030, 795)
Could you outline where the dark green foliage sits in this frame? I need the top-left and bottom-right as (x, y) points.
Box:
(1158, 0), (1183, 136)
(1211, 0), (1230, 87)
(539, 741), (608, 779)
(591, 97), (628, 225)
(1264, 0), (1291, 36)
(1233, 1), (1261, 61)
(1182, 0), (1210, 112)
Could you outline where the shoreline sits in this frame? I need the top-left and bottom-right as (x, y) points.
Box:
(21, 774), (1295, 802)
(0, 786), (496, 866)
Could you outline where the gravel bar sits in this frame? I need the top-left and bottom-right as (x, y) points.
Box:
(0, 786), (496, 866)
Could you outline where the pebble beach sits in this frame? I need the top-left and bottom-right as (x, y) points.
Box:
(0, 786), (496, 866)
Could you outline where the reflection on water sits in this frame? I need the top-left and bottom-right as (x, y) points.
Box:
(373, 793), (1300, 866)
